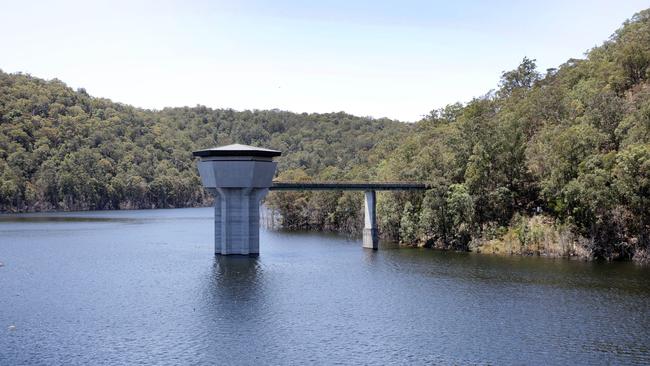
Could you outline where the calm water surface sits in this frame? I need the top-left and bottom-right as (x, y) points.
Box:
(1, 208), (649, 365)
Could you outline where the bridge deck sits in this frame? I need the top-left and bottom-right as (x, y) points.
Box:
(270, 181), (430, 191)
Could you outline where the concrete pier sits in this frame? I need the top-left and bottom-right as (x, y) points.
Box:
(213, 188), (268, 255)
(362, 190), (379, 249)
(193, 144), (281, 256)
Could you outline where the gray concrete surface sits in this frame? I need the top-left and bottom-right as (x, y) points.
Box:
(194, 144), (280, 255)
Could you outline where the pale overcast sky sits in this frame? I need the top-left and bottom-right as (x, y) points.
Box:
(2, 0), (648, 121)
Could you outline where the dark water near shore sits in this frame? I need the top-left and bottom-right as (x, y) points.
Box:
(1, 208), (649, 365)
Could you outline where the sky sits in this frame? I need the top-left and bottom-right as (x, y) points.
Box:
(2, 0), (648, 121)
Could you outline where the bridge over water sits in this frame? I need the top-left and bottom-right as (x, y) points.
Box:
(194, 144), (429, 255)
(270, 181), (429, 191)
(270, 181), (429, 250)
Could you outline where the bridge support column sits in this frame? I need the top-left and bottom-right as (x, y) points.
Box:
(363, 190), (379, 249)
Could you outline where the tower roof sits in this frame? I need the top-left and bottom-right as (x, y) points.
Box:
(192, 144), (282, 158)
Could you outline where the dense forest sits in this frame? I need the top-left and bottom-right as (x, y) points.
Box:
(0, 75), (409, 210)
(1, 10), (649, 261)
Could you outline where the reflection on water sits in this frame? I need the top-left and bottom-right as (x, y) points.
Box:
(209, 256), (264, 299)
(0, 207), (649, 365)
(0, 216), (141, 223)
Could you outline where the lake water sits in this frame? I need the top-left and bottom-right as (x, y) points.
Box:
(1, 208), (649, 365)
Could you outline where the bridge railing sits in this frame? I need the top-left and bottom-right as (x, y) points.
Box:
(269, 181), (430, 191)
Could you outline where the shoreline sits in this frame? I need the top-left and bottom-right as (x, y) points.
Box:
(2, 206), (647, 264)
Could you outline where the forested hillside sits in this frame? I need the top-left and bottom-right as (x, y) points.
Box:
(270, 9), (650, 261)
(0, 74), (409, 211)
(1, 10), (649, 261)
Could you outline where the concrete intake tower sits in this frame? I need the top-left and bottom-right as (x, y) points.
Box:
(193, 144), (281, 256)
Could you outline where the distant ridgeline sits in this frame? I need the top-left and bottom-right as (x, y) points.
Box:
(1, 9), (649, 261)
